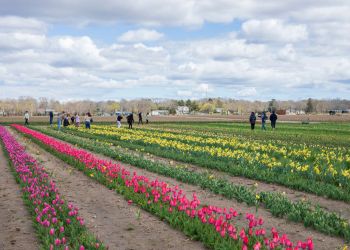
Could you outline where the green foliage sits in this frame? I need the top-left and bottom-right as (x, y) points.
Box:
(28, 126), (350, 241)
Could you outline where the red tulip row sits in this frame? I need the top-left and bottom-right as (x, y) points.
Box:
(13, 124), (314, 250)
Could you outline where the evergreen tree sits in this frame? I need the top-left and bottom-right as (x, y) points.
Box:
(268, 99), (277, 112)
(305, 98), (314, 113)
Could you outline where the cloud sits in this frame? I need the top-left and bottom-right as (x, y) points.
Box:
(1, 0), (350, 100)
(0, 0), (344, 27)
(278, 44), (296, 61)
(0, 32), (46, 49)
(0, 16), (47, 33)
(237, 87), (257, 97)
(118, 29), (164, 42)
(177, 90), (193, 97)
(242, 19), (308, 43)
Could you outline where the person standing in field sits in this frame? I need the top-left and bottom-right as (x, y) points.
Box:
(75, 113), (80, 127)
(261, 111), (267, 131)
(127, 113), (134, 129)
(117, 113), (123, 128)
(270, 111), (278, 130)
(249, 112), (256, 130)
(138, 112), (143, 125)
(84, 112), (92, 129)
(146, 112), (150, 124)
(63, 113), (70, 127)
(70, 113), (75, 124)
(57, 112), (62, 131)
(24, 111), (30, 125)
(49, 111), (54, 127)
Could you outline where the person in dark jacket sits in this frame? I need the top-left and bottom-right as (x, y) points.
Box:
(249, 112), (256, 130)
(127, 113), (134, 129)
(117, 114), (123, 128)
(70, 114), (75, 124)
(261, 111), (267, 131)
(49, 111), (54, 127)
(138, 112), (143, 125)
(269, 111), (278, 130)
(63, 113), (70, 127)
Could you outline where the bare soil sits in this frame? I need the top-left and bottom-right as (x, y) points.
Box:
(10, 128), (346, 249)
(9, 128), (205, 250)
(0, 144), (39, 250)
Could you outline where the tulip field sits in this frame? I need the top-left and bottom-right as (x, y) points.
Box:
(1, 122), (350, 249)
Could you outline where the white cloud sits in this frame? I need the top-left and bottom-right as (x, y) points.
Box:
(237, 87), (257, 97)
(1, 0), (350, 100)
(177, 62), (198, 72)
(1, 0), (348, 28)
(195, 83), (213, 93)
(0, 32), (46, 49)
(177, 90), (193, 97)
(0, 16), (47, 33)
(242, 19), (308, 43)
(278, 44), (296, 61)
(118, 29), (164, 42)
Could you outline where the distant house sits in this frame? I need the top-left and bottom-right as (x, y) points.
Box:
(176, 106), (190, 115)
(215, 108), (224, 114)
(286, 109), (305, 115)
(151, 110), (169, 116)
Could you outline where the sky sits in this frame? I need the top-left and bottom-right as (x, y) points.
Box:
(0, 0), (350, 101)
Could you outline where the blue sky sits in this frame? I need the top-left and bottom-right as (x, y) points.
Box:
(0, 0), (350, 101)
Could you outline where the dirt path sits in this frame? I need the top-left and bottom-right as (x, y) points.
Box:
(13, 128), (346, 249)
(0, 143), (39, 250)
(9, 128), (205, 250)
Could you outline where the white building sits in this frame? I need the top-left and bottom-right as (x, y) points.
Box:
(151, 110), (169, 116)
(215, 108), (223, 113)
(176, 106), (190, 115)
(286, 109), (306, 115)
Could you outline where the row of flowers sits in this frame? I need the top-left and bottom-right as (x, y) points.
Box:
(59, 125), (350, 202)
(74, 125), (350, 186)
(0, 126), (104, 250)
(32, 125), (350, 241)
(14, 124), (314, 250)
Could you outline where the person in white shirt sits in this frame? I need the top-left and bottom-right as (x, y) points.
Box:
(24, 111), (30, 125)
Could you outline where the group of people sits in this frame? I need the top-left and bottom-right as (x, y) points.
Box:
(249, 111), (278, 130)
(24, 110), (277, 131)
(117, 112), (150, 129)
(49, 111), (93, 130)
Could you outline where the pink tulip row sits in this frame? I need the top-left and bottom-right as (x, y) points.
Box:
(0, 126), (101, 250)
(13, 124), (314, 250)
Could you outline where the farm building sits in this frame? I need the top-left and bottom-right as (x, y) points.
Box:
(176, 106), (190, 115)
(151, 110), (170, 115)
(286, 109), (306, 115)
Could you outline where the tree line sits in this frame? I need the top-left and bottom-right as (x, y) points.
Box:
(0, 97), (349, 116)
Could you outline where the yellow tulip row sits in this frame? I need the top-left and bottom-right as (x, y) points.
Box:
(68, 125), (350, 185)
